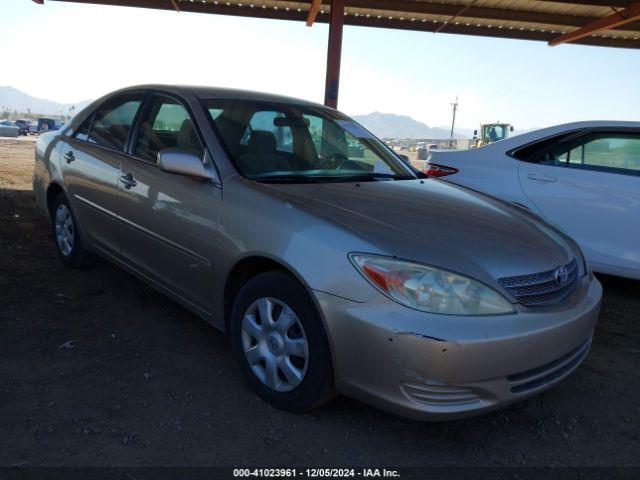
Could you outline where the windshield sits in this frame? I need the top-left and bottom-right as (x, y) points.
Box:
(484, 124), (507, 142)
(202, 99), (415, 183)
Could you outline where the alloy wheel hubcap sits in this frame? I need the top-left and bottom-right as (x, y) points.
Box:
(241, 297), (309, 392)
(55, 204), (75, 257)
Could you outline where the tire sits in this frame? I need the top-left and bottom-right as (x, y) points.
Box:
(51, 193), (89, 268)
(230, 270), (334, 412)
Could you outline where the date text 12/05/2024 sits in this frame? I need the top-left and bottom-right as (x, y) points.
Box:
(232, 468), (401, 478)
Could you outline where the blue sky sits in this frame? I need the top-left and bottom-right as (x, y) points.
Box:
(2, 1), (639, 130)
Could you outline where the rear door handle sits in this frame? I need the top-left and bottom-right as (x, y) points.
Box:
(119, 173), (137, 189)
(63, 151), (75, 163)
(527, 173), (557, 183)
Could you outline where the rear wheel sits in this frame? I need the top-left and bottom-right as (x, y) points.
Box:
(51, 193), (89, 268)
(230, 271), (334, 412)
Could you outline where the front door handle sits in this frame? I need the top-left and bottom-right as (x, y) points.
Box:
(63, 151), (75, 163)
(119, 173), (137, 189)
(527, 173), (557, 183)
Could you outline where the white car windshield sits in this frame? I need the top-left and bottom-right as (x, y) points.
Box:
(203, 99), (415, 183)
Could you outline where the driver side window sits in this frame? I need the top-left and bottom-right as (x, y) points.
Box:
(134, 96), (203, 163)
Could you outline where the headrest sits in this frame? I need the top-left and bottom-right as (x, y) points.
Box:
(247, 130), (277, 154)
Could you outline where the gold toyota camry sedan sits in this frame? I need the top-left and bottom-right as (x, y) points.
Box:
(33, 85), (601, 420)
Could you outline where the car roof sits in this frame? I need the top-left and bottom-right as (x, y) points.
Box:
(501, 121), (640, 150)
(433, 121), (640, 158)
(63, 84), (332, 137)
(117, 84), (328, 109)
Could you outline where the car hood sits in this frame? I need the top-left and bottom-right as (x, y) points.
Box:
(261, 178), (576, 287)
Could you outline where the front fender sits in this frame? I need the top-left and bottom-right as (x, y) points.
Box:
(34, 134), (66, 216)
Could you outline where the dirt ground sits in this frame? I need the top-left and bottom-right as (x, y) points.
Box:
(1, 137), (639, 468)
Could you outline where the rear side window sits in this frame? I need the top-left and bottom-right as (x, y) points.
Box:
(581, 136), (640, 172)
(539, 133), (640, 174)
(509, 130), (584, 161)
(134, 96), (203, 163)
(87, 95), (143, 150)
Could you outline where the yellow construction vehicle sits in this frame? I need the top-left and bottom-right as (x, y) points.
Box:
(472, 122), (514, 148)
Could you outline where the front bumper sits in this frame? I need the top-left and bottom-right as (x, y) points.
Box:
(314, 275), (602, 421)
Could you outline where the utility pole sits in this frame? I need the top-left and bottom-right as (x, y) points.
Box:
(449, 97), (459, 148)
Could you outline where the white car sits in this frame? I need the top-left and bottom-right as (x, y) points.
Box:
(427, 121), (640, 280)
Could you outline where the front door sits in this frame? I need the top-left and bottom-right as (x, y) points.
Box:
(116, 94), (221, 314)
(518, 131), (640, 275)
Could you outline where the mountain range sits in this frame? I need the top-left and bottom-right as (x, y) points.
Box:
(352, 112), (473, 139)
(0, 86), (92, 116)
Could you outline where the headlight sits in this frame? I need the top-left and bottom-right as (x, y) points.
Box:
(349, 254), (516, 316)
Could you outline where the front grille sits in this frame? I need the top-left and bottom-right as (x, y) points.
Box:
(507, 338), (591, 394)
(498, 259), (578, 306)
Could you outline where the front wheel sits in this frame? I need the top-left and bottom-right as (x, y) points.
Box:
(230, 271), (334, 412)
(51, 193), (90, 268)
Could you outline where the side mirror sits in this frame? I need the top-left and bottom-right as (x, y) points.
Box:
(473, 129), (478, 136)
(510, 126), (514, 132)
(158, 148), (217, 181)
(398, 154), (410, 163)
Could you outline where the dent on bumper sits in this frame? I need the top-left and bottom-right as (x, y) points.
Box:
(314, 276), (602, 421)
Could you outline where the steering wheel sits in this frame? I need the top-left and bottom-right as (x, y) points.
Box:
(322, 152), (350, 170)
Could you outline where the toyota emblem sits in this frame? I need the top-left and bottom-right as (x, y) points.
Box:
(554, 266), (569, 286)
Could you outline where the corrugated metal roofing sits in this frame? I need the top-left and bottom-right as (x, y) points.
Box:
(49, 0), (640, 48)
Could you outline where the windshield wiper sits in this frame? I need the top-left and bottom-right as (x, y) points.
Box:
(250, 172), (416, 184)
(342, 173), (416, 181)
(250, 174), (342, 184)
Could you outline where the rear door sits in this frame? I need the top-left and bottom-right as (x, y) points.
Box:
(117, 93), (221, 314)
(60, 93), (145, 255)
(518, 131), (640, 275)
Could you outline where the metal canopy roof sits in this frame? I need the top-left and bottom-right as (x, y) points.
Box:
(46, 0), (640, 49)
(37, 0), (640, 108)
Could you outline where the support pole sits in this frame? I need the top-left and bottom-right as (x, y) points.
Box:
(449, 97), (458, 148)
(324, 0), (345, 109)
